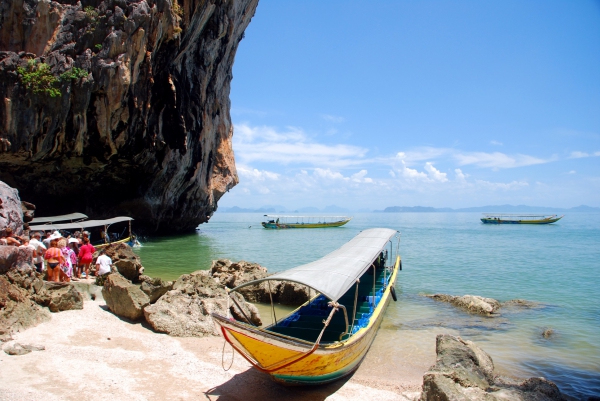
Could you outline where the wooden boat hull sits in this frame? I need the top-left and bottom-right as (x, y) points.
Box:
(95, 236), (133, 248)
(481, 216), (563, 224)
(213, 256), (399, 385)
(261, 219), (351, 229)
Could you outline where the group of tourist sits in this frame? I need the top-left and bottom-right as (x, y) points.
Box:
(1, 227), (112, 284)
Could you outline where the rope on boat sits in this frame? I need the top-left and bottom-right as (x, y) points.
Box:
(221, 338), (235, 371)
(350, 279), (360, 334)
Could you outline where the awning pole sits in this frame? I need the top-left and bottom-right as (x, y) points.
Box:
(268, 281), (277, 326)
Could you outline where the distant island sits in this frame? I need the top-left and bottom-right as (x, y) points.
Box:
(216, 204), (599, 213)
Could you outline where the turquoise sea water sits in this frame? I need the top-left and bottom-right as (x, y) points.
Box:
(134, 212), (600, 399)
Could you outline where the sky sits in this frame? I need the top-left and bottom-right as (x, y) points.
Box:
(221, 0), (600, 210)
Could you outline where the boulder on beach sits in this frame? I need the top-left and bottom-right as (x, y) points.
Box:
(40, 282), (84, 313)
(139, 275), (174, 303)
(102, 273), (149, 321)
(424, 294), (501, 316)
(143, 270), (261, 337)
(209, 259), (310, 305)
(420, 334), (566, 401)
(96, 243), (144, 282)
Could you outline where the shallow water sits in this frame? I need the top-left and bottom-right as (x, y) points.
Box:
(135, 212), (600, 399)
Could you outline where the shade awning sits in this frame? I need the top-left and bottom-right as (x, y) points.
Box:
(232, 228), (398, 301)
(30, 213), (88, 224)
(28, 217), (133, 232)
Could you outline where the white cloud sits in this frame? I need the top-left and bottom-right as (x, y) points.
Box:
(568, 170), (576, 174)
(569, 151), (600, 159)
(455, 168), (468, 182)
(233, 123), (367, 167)
(474, 179), (529, 190)
(454, 151), (550, 169)
(321, 114), (345, 123)
(237, 165), (280, 182)
(491, 140), (503, 146)
(424, 162), (448, 182)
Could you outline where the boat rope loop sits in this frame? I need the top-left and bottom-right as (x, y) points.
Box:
(221, 304), (340, 374)
(221, 338), (235, 371)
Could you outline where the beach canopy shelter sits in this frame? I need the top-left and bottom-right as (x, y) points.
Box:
(28, 217), (133, 232)
(30, 213), (88, 224)
(230, 228), (398, 302)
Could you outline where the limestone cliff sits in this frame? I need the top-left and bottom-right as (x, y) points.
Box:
(0, 0), (258, 233)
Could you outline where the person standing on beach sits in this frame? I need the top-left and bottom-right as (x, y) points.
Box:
(29, 232), (47, 273)
(95, 250), (112, 286)
(44, 239), (67, 282)
(68, 238), (80, 278)
(78, 237), (95, 279)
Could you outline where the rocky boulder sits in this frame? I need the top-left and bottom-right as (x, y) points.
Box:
(39, 282), (84, 313)
(0, 246), (35, 275)
(144, 270), (261, 337)
(139, 275), (173, 303)
(209, 259), (310, 306)
(420, 334), (565, 401)
(425, 294), (501, 316)
(0, 272), (50, 341)
(0, 181), (24, 237)
(97, 243), (144, 282)
(101, 273), (149, 320)
(0, 0), (259, 235)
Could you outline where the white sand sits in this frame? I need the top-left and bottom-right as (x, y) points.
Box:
(0, 298), (431, 401)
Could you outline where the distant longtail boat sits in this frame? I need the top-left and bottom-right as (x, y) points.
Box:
(481, 214), (564, 224)
(261, 215), (351, 229)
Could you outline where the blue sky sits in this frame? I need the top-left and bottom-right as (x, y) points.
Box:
(221, 0), (600, 210)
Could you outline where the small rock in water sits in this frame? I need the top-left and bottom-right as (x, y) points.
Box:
(542, 328), (555, 339)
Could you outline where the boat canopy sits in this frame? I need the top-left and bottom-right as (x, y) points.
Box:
(264, 215), (349, 219)
(231, 228), (398, 302)
(30, 213), (88, 224)
(28, 216), (133, 232)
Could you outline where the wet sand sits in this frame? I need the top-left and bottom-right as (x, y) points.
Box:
(0, 297), (431, 401)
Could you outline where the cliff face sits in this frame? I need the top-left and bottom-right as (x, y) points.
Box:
(0, 0), (257, 233)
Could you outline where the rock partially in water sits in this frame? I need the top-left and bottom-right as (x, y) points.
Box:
(502, 299), (541, 309)
(208, 259), (310, 306)
(542, 328), (555, 339)
(97, 243), (145, 282)
(102, 273), (149, 320)
(420, 334), (566, 401)
(425, 294), (501, 316)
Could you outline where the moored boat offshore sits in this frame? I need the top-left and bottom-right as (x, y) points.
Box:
(261, 215), (351, 229)
(212, 228), (401, 385)
(480, 213), (564, 224)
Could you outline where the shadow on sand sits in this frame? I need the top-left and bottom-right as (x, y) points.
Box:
(205, 368), (352, 401)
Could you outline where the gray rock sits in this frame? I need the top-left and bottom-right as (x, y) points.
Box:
(420, 334), (566, 401)
(425, 294), (501, 316)
(97, 243), (144, 282)
(43, 282), (84, 313)
(0, 181), (24, 237)
(144, 271), (261, 336)
(102, 273), (149, 320)
(140, 277), (173, 303)
(3, 342), (31, 356)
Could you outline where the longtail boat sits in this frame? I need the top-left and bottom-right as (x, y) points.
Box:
(212, 228), (401, 385)
(261, 215), (352, 229)
(481, 214), (564, 224)
(28, 216), (138, 248)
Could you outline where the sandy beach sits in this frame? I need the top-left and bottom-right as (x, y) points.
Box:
(0, 294), (431, 401)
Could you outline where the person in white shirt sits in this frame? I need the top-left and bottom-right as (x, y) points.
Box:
(29, 232), (47, 273)
(95, 250), (113, 285)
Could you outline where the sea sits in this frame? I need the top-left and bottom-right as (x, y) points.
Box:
(133, 212), (600, 400)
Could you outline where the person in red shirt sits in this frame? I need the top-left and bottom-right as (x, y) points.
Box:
(78, 236), (95, 279)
